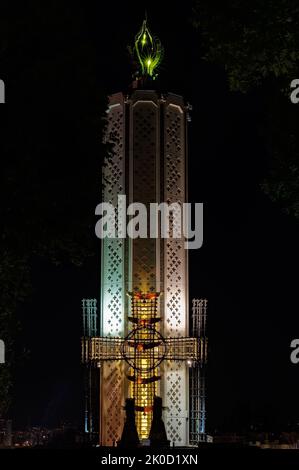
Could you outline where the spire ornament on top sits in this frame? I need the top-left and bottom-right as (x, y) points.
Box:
(132, 17), (163, 81)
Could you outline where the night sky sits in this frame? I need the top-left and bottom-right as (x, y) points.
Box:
(2, 0), (299, 432)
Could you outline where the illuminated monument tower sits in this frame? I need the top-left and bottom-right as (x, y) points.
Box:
(82, 19), (207, 446)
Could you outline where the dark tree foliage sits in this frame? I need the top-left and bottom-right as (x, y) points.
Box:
(193, 0), (299, 217)
(0, 2), (107, 415)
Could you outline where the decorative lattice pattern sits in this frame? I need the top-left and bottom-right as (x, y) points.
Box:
(100, 98), (126, 446)
(163, 102), (187, 337)
(164, 362), (187, 445)
(101, 362), (125, 445)
(132, 100), (158, 293)
(162, 100), (188, 446)
(101, 100), (125, 338)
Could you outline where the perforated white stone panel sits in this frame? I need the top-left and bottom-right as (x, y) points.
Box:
(162, 97), (189, 446)
(100, 94), (126, 445)
(101, 95), (126, 337)
(100, 361), (125, 446)
(164, 362), (188, 445)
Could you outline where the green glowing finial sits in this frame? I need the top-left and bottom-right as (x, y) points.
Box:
(133, 18), (163, 80)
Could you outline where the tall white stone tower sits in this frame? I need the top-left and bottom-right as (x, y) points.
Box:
(82, 18), (207, 447)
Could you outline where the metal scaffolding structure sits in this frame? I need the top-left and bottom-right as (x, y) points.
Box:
(82, 299), (99, 443)
(81, 336), (202, 363)
(82, 296), (208, 445)
(189, 298), (208, 445)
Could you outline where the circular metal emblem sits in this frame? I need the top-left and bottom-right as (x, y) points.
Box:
(121, 326), (167, 372)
